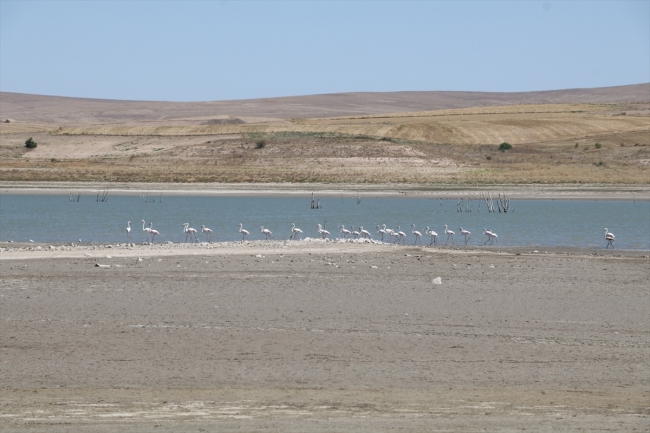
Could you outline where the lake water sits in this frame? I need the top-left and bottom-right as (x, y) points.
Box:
(1, 194), (648, 250)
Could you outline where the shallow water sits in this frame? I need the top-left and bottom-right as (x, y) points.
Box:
(1, 194), (648, 249)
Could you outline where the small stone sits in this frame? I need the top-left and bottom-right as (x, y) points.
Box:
(106, 255), (112, 259)
(371, 265), (378, 269)
(137, 257), (143, 262)
(432, 277), (442, 285)
(95, 263), (110, 268)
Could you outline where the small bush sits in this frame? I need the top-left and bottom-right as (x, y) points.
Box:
(255, 139), (266, 149)
(595, 142), (602, 149)
(598, 161), (604, 166)
(25, 137), (37, 149)
(486, 155), (492, 160)
(575, 143), (579, 148)
(380, 137), (395, 142)
(498, 142), (512, 152)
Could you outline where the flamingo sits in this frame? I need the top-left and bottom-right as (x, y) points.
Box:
(459, 227), (471, 245)
(395, 226), (407, 244)
(260, 226), (272, 240)
(411, 224), (422, 245)
(148, 223), (160, 243)
(444, 224), (455, 245)
(376, 224), (387, 241)
(183, 223), (198, 243)
(340, 225), (351, 238)
(142, 219), (152, 242)
(317, 223), (330, 239)
(126, 221), (131, 242)
(426, 227), (438, 246)
(604, 228), (615, 249)
(359, 226), (371, 239)
(385, 227), (395, 242)
(239, 223), (250, 240)
(201, 225), (213, 243)
(351, 226), (360, 239)
(483, 228), (498, 245)
(291, 223), (303, 240)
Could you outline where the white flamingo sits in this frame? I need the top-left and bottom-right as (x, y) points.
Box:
(604, 228), (615, 249)
(385, 227), (395, 242)
(351, 226), (360, 239)
(260, 226), (272, 240)
(359, 226), (371, 239)
(148, 223), (160, 243)
(291, 223), (303, 240)
(426, 227), (438, 246)
(201, 225), (213, 243)
(340, 225), (351, 238)
(126, 221), (132, 242)
(183, 223), (198, 243)
(444, 224), (455, 245)
(317, 223), (330, 239)
(459, 227), (471, 245)
(483, 228), (498, 245)
(376, 224), (387, 241)
(239, 223), (250, 240)
(142, 219), (152, 242)
(411, 224), (422, 245)
(395, 226), (407, 244)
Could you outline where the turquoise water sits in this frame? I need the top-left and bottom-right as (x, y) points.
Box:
(1, 195), (648, 249)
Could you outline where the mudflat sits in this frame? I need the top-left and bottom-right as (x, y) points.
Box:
(1, 241), (648, 431)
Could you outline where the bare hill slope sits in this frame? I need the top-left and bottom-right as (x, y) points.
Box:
(1, 83), (648, 124)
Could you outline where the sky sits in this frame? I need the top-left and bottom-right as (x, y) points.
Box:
(0, 1), (648, 101)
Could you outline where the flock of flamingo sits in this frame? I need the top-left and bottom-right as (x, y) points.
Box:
(125, 220), (617, 248)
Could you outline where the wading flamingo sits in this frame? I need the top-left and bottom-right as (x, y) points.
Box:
(411, 224), (422, 245)
(148, 223), (160, 243)
(459, 227), (471, 245)
(142, 220), (152, 242)
(317, 224), (330, 239)
(183, 223), (198, 243)
(260, 226), (272, 240)
(201, 225), (213, 243)
(376, 224), (387, 241)
(426, 227), (438, 246)
(444, 224), (455, 245)
(291, 223), (303, 240)
(359, 226), (371, 239)
(126, 221), (131, 242)
(340, 225), (351, 238)
(351, 226), (360, 239)
(604, 228), (615, 249)
(239, 223), (250, 240)
(394, 226), (407, 244)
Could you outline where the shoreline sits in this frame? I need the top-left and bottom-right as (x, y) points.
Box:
(1, 181), (649, 200)
(2, 239), (648, 261)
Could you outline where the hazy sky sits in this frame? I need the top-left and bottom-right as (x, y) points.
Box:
(1, 1), (648, 101)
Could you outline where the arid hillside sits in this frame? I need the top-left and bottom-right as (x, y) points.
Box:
(1, 86), (648, 184)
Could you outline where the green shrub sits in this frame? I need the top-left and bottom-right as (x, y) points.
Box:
(575, 143), (579, 148)
(486, 155), (492, 160)
(255, 139), (266, 149)
(594, 142), (602, 149)
(498, 142), (512, 152)
(25, 137), (37, 149)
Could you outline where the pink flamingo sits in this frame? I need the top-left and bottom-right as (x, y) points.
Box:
(201, 225), (213, 243)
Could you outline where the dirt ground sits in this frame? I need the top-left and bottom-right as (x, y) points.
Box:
(1, 242), (648, 431)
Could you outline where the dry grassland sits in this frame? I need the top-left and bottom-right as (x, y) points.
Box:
(1, 103), (648, 184)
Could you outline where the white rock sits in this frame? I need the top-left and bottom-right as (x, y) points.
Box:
(489, 264), (495, 268)
(137, 257), (143, 262)
(432, 277), (442, 285)
(371, 265), (378, 269)
(95, 263), (110, 268)
(106, 255), (112, 259)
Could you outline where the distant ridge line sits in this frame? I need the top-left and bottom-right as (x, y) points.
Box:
(1, 83), (648, 124)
